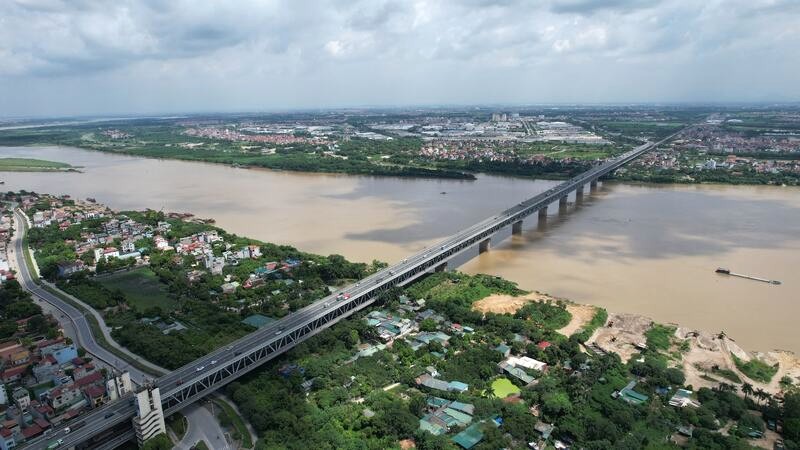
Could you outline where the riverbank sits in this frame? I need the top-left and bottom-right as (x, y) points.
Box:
(468, 291), (798, 396)
(0, 157), (80, 172)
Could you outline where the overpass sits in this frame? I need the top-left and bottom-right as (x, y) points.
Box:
(24, 130), (683, 449)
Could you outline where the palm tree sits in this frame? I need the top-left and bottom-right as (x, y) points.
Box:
(741, 382), (754, 399)
(755, 388), (770, 404)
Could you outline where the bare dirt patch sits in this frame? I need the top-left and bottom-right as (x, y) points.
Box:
(587, 312), (653, 362)
(471, 291), (554, 315)
(677, 327), (800, 395)
(557, 303), (598, 337)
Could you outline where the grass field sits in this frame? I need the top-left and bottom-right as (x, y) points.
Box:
(732, 353), (778, 383)
(492, 377), (521, 398)
(96, 267), (177, 311)
(0, 157), (75, 171)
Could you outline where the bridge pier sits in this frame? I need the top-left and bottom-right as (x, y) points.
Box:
(538, 206), (548, 220)
(511, 221), (523, 235)
(133, 387), (167, 447)
(590, 179), (598, 192)
(576, 186), (584, 201)
(478, 238), (490, 254)
(434, 262), (447, 272)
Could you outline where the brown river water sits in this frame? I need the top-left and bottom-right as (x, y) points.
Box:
(2, 145), (798, 352)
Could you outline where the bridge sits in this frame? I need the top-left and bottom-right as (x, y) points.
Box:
(24, 131), (682, 449)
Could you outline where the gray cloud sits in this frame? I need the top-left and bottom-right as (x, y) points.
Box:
(0, 0), (798, 116)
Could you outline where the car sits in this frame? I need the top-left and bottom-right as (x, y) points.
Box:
(440, 245), (446, 250)
(423, 253), (428, 257)
(355, 282), (360, 287)
(176, 380), (184, 386)
(388, 270), (394, 275)
(235, 351), (242, 356)
(196, 366), (205, 372)
(336, 293), (344, 300)
(343, 293), (351, 299)
(64, 427), (71, 434)
(226, 345), (233, 351)
(275, 329), (283, 335)
(211, 360), (217, 365)
(402, 259), (408, 263)
(47, 439), (63, 449)
(323, 302), (331, 308)
(104, 412), (115, 419)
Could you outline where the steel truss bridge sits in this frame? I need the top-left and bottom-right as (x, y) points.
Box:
(24, 131), (683, 449)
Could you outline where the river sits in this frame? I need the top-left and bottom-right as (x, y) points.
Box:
(2, 145), (798, 353)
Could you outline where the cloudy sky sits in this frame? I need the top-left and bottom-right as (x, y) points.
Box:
(1, 0), (798, 117)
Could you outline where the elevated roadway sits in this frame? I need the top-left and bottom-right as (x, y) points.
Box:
(24, 130), (683, 449)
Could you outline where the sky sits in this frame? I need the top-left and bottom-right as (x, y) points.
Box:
(1, 0), (799, 117)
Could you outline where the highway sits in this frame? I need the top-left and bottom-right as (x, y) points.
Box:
(22, 129), (683, 449)
(10, 210), (156, 386)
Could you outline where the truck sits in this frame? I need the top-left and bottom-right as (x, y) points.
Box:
(47, 439), (64, 449)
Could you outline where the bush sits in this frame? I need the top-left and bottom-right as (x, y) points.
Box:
(731, 354), (778, 383)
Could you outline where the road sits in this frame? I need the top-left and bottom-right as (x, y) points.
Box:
(20, 129), (685, 449)
(10, 210), (157, 385)
(173, 403), (229, 450)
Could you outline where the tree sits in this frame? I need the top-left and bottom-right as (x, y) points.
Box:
(741, 382), (754, 399)
(755, 388), (769, 404)
(542, 391), (572, 417)
(419, 318), (438, 332)
(141, 433), (172, 450)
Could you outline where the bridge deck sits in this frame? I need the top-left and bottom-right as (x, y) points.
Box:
(23, 130), (682, 450)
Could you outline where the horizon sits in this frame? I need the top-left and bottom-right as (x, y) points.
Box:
(4, 100), (800, 122)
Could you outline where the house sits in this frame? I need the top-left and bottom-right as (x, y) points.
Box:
(413, 332), (451, 346)
(186, 270), (205, 283)
(93, 247), (119, 262)
(419, 397), (476, 437)
(221, 282), (240, 294)
(121, 239), (136, 253)
(669, 389), (700, 408)
(615, 381), (649, 405)
(236, 245), (262, 259)
(414, 373), (470, 393)
(504, 356), (547, 372)
(33, 355), (60, 383)
(1, 365), (29, 383)
(56, 261), (85, 278)
(452, 422), (488, 449)
(537, 341), (552, 351)
(48, 384), (83, 410)
(534, 421), (555, 440)
(0, 343), (24, 363)
(416, 374), (450, 392)
(21, 423), (44, 440)
(83, 384), (107, 408)
(204, 255), (226, 275)
(498, 361), (536, 385)
(74, 371), (103, 389)
(12, 388), (30, 410)
(494, 343), (511, 357)
(0, 427), (15, 450)
(42, 343), (78, 366)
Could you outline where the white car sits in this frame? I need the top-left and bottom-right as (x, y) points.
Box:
(211, 360), (217, 365)
(64, 427), (71, 434)
(196, 366), (205, 372)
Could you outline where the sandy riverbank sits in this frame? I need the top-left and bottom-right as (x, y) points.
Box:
(470, 293), (799, 397)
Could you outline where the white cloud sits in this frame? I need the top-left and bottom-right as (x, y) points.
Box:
(0, 0), (798, 116)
